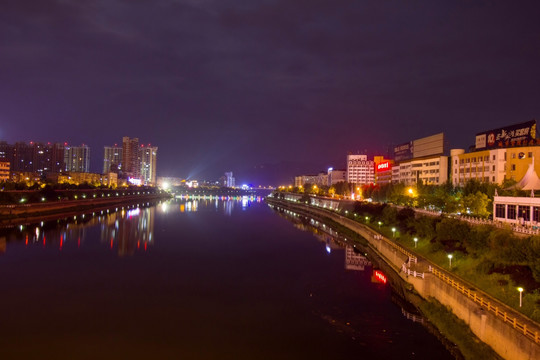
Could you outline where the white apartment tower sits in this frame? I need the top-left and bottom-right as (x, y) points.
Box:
(347, 154), (375, 185)
(140, 145), (158, 186)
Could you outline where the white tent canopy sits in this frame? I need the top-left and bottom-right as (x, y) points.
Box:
(509, 160), (540, 190)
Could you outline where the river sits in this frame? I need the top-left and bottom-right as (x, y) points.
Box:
(0, 197), (454, 359)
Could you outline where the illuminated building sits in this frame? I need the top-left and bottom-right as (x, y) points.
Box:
(8, 141), (65, 176)
(392, 133), (448, 185)
(140, 145), (158, 185)
(451, 148), (506, 186)
(0, 161), (9, 181)
(347, 154), (374, 185)
(103, 145), (123, 174)
(451, 120), (539, 186)
(0, 141), (12, 165)
(101, 172), (118, 188)
(373, 156), (393, 185)
(122, 136), (140, 180)
(56, 172), (101, 186)
(493, 195), (540, 226)
(64, 144), (90, 173)
(294, 172), (328, 187)
(327, 168), (346, 186)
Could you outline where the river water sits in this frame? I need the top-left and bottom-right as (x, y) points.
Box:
(0, 198), (454, 359)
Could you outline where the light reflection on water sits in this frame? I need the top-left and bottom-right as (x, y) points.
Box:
(0, 197), (264, 257)
(0, 198), (455, 359)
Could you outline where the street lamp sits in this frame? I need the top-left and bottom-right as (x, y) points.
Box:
(518, 287), (524, 307)
(391, 227), (396, 238)
(414, 237), (418, 248)
(378, 221), (382, 229)
(448, 254), (453, 269)
(365, 216), (369, 223)
(408, 188), (414, 195)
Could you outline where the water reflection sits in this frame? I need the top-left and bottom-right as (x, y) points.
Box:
(0, 203), (157, 257)
(268, 203), (453, 341)
(173, 195), (263, 216)
(269, 204), (372, 272)
(100, 207), (155, 257)
(0, 197), (264, 257)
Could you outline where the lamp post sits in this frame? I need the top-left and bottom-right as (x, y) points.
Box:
(365, 216), (369, 223)
(518, 287), (524, 307)
(448, 254), (453, 269)
(378, 221), (382, 229)
(414, 237), (418, 248)
(391, 227), (396, 238)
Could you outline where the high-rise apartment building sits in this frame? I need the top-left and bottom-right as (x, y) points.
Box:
(64, 145), (90, 173)
(140, 145), (158, 185)
(347, 154), (375, 185)
(122, 137), (140, 180)
(6, 141), (65, 175)
(103, 145), (123, 174)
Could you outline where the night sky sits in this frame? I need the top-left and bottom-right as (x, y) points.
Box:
(1, 1), (540, 185)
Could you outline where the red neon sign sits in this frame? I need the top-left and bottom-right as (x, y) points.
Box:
(376, 161), (391, 172)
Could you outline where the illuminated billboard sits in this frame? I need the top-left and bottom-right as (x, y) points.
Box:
(475, 120), (536, 150)
(376, 161), (392, 172)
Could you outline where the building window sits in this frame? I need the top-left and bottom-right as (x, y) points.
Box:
(493, 155), (496, 161)
(529, 152), (533, 158)
(492, 165), (495, 171)
(492, 176), (495, 181)
(534, 207), (540, 222)
(511, 164), (516, 171)
(512, 153), (516, 159)
(519, 206), (530, 221)
(495, 204), (505, 218)
(507, 205), (517, 219)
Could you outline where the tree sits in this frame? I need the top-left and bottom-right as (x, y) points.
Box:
(462, 191), (490, 218)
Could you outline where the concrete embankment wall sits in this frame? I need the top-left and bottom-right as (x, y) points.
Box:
(269, 197), (540, 360)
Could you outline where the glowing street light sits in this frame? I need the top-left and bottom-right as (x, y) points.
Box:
(378, 221), (382, 229)
(365, 216), (369, 222)
(518, 287), (524, 307)
(408, 188), (414, 195)
(391, 227), (396, 238)
(414, 237), (418, 248)
(448, 254), (453, 268)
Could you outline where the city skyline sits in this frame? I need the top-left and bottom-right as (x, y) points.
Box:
(1, 1), (540, 185)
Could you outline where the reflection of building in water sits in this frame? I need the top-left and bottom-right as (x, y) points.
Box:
(0, 236), (6, 253)
(100, 207), (155, 257)
(224, 200), (234, 216)
(345, 246), (371, 271)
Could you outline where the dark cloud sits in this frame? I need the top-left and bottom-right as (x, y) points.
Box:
(1, 0), (540, 184)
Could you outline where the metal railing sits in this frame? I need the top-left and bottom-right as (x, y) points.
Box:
(428, 265), (540, 344)
(402, 263), (425, 279)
